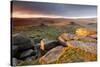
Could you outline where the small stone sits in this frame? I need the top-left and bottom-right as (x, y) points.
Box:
(20, 49), (36, 59)
(12, 58), (18, 66)
(25, 56), (36, 61)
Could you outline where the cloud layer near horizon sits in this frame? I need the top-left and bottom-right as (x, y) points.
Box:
(12, 1), (97, 18)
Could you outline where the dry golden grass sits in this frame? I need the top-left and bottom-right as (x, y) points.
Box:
(75, 28), (96, 36)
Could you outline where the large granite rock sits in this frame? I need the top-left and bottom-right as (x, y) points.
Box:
(12, 33), (35, 50)
(39, 46), (65, 64)
(58, 33), (76, 47)
(40, 39), (60, 50)
(12, 33), (36, 60)
(58, 33), (75, 41)
(74, 36), (97, 43)
(67, 41), (97, 54)
(58, 33), (97, 47)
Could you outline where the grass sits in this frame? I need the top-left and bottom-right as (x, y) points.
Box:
(13, 24), (81, 40)
(77, 39), (97, 43)
(17, 59), (40, 66)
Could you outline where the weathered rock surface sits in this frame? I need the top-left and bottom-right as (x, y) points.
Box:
(89, 34), (97, 39)
(40, 39), (60, 50)
(58, 33), (76, 47)
(25, 56), (36, 61)
(39, 46), (65, 64)
(67, 41), (97, 54)
(74, 36), (97, 43)
(12, 33), (38, 61)
(58, 33), (97, 47)
(58, 33), (75, 41)
(12, 33), (34, 50)
(20, 49), (36, 59)
(12, 45), (18, 57)
(75, 36), (96, 40)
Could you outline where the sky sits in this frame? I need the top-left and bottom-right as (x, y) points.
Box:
(12, 1), (97, 18)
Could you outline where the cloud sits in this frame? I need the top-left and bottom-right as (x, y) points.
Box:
(12, 1), (97, 18)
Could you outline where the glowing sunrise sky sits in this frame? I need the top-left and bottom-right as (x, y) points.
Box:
(11, 1), (97, 18)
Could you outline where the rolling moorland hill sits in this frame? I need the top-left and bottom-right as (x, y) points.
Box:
(12, 18), (97, 26)
(11, 17), (97, 66)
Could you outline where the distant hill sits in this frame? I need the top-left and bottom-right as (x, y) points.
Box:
(71, 18), (97, 31)
(73, 18), (97, 24)
(12, 18), (71, 26)
(12, 17), (97, 31)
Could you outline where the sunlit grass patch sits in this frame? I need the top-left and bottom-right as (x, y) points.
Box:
(17, 59), (40, 66)
(77, 38), (97, 43)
